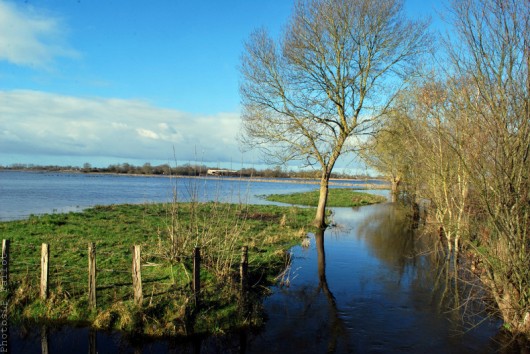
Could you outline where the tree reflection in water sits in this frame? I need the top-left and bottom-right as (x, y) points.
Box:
(355, 204), (418, 275)
(354, 203), (498, 337)
(315, 228), (348, 353)
(240, 203), (502, 353)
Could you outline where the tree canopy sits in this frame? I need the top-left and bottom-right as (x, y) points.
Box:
(239, 0), (430, 227)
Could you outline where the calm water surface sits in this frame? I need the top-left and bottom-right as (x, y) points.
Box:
(3, 172), (504, 353)
(1, 171), (371, 220)
(246, 206), (501, 353)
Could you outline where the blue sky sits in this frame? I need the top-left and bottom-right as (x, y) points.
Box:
(0, 0), (442, 172)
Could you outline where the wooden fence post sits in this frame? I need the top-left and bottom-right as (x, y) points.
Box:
(1, 239), (9, 291)
(193, 247), (201, 306)
(240, 246), (248, 292)
(132, 245), (142, 306)
(40, 243), (49, 300)
(88, 242), (97, 309)
(239, 246), (250, 316)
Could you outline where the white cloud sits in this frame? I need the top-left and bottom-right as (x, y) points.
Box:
(0, 90), (247, 164)
(137, 128), (159, 140)
(0, 1), (77, 68)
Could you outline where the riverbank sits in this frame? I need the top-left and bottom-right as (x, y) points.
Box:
(1, 202), (316, 337)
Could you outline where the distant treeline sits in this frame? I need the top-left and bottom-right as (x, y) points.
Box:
(1, 162), (376, 180)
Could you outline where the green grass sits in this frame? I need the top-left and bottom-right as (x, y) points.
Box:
(0, 188), (384, 337)
(0, 202), (315, 337)
(265, 188), (387, 207)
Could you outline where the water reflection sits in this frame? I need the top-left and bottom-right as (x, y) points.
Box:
(354, 204), (497, 335)
(355, 204), (418, 273)
(246, 203), (501, 353)
(315, 228), (347, 352)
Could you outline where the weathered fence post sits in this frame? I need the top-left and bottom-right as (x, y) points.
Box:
(88, 242), (97, 309)
(193, 247), (200, 306)
(132, 245), (142, 306)
(240, 246), (248, 292)
(40, 243), (49, 300)
(1, 239), (9, 291)
(239, 246), (250, 316)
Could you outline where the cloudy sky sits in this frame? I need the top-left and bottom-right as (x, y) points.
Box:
(0, 0), (440, 170)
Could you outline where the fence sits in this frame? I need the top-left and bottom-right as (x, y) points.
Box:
(0, 239), (250, 311)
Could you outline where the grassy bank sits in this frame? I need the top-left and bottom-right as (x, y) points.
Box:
(265, 188), (387, 207)
(0, 202), (315, 337)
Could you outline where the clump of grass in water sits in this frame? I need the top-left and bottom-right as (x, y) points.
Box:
(265, 188), (387, 207)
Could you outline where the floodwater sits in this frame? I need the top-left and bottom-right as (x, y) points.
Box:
(0, 171), (385, 220)
(244, 205), (502, 353)
(2, 172), (508, 353)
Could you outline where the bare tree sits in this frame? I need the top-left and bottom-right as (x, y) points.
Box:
(366, 80), (473, 257)
(361, 101), (419, 203)
(239, 0), (430, 227)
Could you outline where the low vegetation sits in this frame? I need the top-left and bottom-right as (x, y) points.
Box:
(1, 202), (315, 337)
(265, 188), (387, 207)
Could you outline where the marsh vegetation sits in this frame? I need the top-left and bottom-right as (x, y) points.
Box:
(1, 201), (316, 336)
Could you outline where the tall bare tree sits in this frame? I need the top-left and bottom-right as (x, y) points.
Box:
(239, 0), (430, 227)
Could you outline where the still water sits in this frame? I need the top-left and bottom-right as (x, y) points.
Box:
(3, 172), (503, 353)
(0, 171), (382, 221)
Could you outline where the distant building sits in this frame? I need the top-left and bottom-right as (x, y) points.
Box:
(206, 169), (239, 176)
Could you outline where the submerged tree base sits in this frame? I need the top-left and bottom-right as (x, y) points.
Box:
(0, 202), (316, 337)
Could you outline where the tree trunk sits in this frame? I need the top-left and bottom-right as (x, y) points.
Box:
(315, 173), (330, 228)
(391, 176), (401, 203)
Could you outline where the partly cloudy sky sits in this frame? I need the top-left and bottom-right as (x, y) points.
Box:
(0, 90), (241, 163)
(0, 0), (439, 169)
(0, 1), (77, 68)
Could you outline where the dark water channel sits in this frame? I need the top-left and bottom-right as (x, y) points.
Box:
(10, 203), (505, 353)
